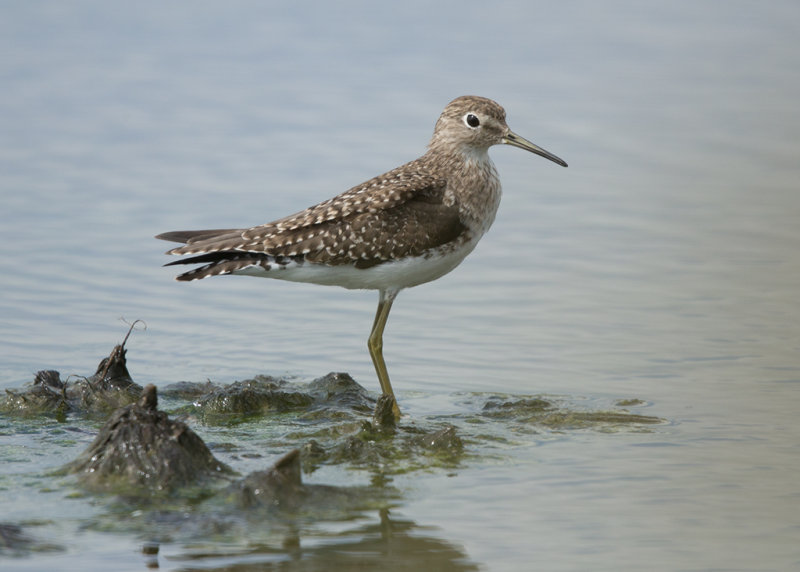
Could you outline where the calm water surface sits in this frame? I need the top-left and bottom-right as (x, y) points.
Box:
(2, 2), (799, 571)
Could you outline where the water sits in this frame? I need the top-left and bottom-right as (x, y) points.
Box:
(2, 1), (799, 570)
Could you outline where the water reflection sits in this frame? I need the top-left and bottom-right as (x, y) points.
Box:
(162, 509), (479, 571)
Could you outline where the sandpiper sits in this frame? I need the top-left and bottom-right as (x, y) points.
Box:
(157, 95), (567, 417)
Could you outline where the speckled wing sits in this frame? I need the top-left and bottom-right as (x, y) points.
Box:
(157, 158), (468, 275)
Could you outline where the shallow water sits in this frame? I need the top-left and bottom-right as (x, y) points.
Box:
(2, 1), (800, 570)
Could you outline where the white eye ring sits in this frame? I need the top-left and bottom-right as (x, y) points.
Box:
(464, 113), (480, 128)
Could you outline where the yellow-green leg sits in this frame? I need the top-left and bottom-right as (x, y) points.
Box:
(368, 289), (401, 419)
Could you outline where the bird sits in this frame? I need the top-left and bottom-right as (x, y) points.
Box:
(157, 95), (567, 418)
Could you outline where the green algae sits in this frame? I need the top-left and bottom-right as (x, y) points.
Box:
(0, 335), (667, 565)
(478, 394), (663, 432)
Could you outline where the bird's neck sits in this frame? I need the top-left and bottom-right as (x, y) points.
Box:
(423, 148), (502, 235)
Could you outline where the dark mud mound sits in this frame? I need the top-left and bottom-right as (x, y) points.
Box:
(231, 449), (305, 508)
(183, 371), (375, 423)
(64, 384), (233, 493)
(192, 375), (315, 418)
(1, 326), (142, 418)
(68, 339), (143, 414)
(306, 371), (375, 412)
(0, 369), (70, 417)
(4, 327), (661, 499)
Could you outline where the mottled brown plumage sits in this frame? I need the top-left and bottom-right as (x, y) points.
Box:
(161, 162), (462, 277)
(157, 95), (567, 417)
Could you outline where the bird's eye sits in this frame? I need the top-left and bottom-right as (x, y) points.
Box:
(464, 113), (480, 128)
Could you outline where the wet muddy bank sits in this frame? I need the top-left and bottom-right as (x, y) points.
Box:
(1, 330), (663, 565)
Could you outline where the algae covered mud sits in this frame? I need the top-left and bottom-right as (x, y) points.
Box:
(1, 328), (661, 569)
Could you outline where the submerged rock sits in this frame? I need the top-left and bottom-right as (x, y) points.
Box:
(194, 375), (314, 418)
(0, 523), (63, 556)
(0, 370), (70, 417)
(482, 396), (554, 415)
(60, 383), (371, 508)
(324, 395), (466, 471)
(228, 449), (305, 508)
(69, 340), (143, 413)
(480, 395), (663, 429)
(1, 329), (142, 417)
(223, 448), (372, 516)
(188, 372), (376, 422)
(159, 380), (219, 399)
(65, 384), (233, 493)
(0, 326), (373, 424)
(413, 425), (463, 452)
(306, 372), (375, 412)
